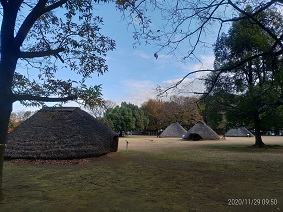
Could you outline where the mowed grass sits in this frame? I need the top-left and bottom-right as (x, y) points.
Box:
(1, 136), (283, 211)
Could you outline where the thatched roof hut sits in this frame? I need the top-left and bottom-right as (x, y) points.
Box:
(159, 122), (187, 138)
(224, 127), (254, 137)
(183, 121), (220, 141)
(5, 107), (118, 159)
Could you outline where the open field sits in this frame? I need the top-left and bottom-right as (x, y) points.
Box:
(1, 136), (283, 211)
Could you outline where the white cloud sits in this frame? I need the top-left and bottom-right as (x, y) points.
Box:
(159, 55), (215, 96)
(191, 55), (215, 78)
(160, 78), (205, 96)
(121, 79), (157, 105)
(133, 50), (153, 59)
(163, 78), (193, 85)
(12, 102), (38, 112)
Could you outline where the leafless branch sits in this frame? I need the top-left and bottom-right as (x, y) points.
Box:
(160, 46), (282, 97)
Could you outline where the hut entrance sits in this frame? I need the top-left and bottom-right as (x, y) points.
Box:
(189, 133), (202, 141)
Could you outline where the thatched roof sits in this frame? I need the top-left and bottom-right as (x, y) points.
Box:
(224, 127), (254, 137)
(5, 107), (118, 159)
(183, 121), (220, 141)
(159, 122), (187, 138)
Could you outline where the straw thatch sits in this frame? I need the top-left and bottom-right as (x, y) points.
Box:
(224, 127), (254, 137)
(159, 122), (187, 138)
(183, 121), (220, 141)
(5, 107), (118, 159)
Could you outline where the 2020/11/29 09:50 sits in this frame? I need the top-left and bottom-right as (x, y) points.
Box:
(228, 199), (278, 206)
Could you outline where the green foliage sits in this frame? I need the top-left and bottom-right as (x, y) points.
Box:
(203, 6), (283, 134)
(1, 1), (116, 108)
(261, 106), (283, 133)
(102, 102), (149, 132)
(78, 84), (104, 108)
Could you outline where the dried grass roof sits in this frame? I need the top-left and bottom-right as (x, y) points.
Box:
(5, 107), (118, 160)
(159, 122), (187, 138)
(183, 121), (220, 140)
(224, 127), (254, 137)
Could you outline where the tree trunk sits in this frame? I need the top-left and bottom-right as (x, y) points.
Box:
(253, 112), (265, 147)
(0, 61), (16, 202)
(0, 144), (5, 203)
(0, 2), (24, 201)
(0, 99), (12, 202)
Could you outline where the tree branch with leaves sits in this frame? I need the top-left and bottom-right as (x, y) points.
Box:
(0, 0), (116, 201)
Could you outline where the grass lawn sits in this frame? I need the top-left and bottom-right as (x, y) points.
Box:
(1, 136), (282, 211)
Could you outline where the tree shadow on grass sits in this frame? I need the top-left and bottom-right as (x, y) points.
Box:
(203, 143), (283, 153)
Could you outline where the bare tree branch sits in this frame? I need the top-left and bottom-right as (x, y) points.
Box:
(160, 46), (283, 97)
(158, 69), (217, 96)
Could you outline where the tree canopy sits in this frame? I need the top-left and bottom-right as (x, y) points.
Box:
(2, 1), (115, 108)
(0, 0), (116, 200)
(203, 6), (283, 146)
(101, 96), (203, 135)
(102, 102), (149, 134)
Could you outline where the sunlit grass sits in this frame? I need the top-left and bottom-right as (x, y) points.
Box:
(1, 136), (282, 211)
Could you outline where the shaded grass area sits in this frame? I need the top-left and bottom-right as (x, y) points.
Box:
(1, 141), (283, 211)
(204, 143), (283, 152)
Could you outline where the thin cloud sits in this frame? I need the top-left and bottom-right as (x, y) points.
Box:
(133, 51), (153, 59)
(121, 79), (157, 105)
(159, 55), (215, 96)
(191, 55), (215, 78)
(163, 78), (194, 85)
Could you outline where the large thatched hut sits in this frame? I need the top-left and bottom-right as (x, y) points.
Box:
(183, 121), (220, 141)
(225, 127), (254, 137)
(159, 122), (187, 138)
(5, 107), (118, 159)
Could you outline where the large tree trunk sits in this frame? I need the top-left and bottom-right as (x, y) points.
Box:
(0, 68), (14, 202)
(0, 66), (16, 202)
(0, 49), (17, 202)
(0, 3), (21, 200)
(0, 97), (13, 202)
(253, 112), (265, 147)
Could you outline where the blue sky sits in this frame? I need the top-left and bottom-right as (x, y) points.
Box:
(13, 2), (216, 112)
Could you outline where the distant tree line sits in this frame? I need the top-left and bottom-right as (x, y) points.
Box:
(101, 96), (203, 135)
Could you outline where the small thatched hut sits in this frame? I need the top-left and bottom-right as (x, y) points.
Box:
(159, 122), (187, 138)
(5, 107), (118, 159)
(183, 121), (220, 141)
(225, 127), (254, 137)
